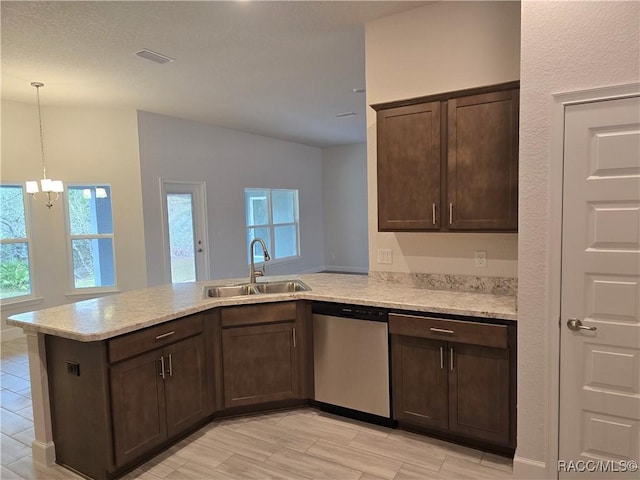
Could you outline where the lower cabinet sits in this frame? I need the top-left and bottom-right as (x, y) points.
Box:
(390, 313), (515, 450)
(220, 302), (302, 408)
(46, 313), (211, 480)
(110, 334), (207, 466)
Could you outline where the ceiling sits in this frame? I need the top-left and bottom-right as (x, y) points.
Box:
(1, 1), (427, 148)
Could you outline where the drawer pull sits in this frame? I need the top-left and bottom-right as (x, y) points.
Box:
(159, 356), (166, 379)
(430, 327), (454, 335)
(155, 331), (175, 341)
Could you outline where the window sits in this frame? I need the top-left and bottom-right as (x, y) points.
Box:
(0, 185), (34, 301)
(245, 188), (299, 263)
(66, 185), (116, 290)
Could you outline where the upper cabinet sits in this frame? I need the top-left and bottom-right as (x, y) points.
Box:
(373, 82), (519, 232)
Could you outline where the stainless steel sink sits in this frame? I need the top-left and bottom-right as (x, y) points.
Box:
(206, 284), (256, 298)
(205, 280), (310, 298)
(254, 280), (311, 294)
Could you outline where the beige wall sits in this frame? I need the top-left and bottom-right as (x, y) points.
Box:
(365, 1), (521, 277)
(1, 101), (147, 335)
(517, 1), (639, 477)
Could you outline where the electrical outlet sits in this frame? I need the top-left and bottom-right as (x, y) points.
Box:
(377, 249), (393, 264)
(474, 250), (487, 268)
(66, 361), (80, 376)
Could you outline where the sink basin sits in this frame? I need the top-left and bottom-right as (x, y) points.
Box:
(206, 284), (256, 298)
(254, 280), (311, 294)
(205, 280), (310, 298)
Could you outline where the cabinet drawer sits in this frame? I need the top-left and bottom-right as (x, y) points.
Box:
(222, 302), (297, 328)
(109, 314), (203, 363)
(389, 314), (507, 348)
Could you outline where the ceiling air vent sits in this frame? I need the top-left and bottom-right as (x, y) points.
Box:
(133, 48), (174, 64)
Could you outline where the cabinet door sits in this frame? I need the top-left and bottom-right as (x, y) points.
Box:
(110, 350), (167, 467)
(222, 322), (299, 408)
(377, 101), (442, 231)
(164, 334), (208, 438)
(391, 335), (448, 430)
(448, 343), (510, 445)
(447, 89), (519, 231)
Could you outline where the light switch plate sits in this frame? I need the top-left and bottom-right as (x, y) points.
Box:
(378, 249), (393, 264)
(474, 250), (487, 268)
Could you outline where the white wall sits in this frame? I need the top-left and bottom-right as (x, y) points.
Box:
(517, 2), (639, 477)
(365, 1), (521, 278)
(321, 144), (369, 273)
(137, 111), (326, 284)
(1, 101), (147, 336)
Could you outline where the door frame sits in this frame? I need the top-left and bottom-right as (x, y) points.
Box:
(547, 82), (640, 478)
(159, 180), (210, 284)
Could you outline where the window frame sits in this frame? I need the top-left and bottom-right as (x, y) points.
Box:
(245, 188), (300, 265)
(0, 183), (37, 304)
(64, 183), (118, 294)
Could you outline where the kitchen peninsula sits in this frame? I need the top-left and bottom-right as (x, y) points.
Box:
(7, 273), (517, 480)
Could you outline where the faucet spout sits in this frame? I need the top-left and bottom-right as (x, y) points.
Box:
(249, 237), (271, 284)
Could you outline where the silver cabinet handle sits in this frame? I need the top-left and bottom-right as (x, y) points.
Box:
(292, 328), (296, 348)
(432, 203), (437, 225)
(155, 331), (175, 340)
(168, 353), (173, 376)
(440, 346), (444, 369)
(449, 203), (453, 225)
(450, 347), (454, 371)
(430, 327), (454, 335)
(567, 318), (597, 331)
(159, 356), (166, 379)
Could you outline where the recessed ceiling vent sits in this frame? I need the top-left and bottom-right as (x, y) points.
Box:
(133, 48), (174, 64)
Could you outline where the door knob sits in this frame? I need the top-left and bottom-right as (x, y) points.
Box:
(567, 318), (597, 331)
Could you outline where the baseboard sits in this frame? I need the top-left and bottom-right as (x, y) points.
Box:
(513, 455), (549, 479)
(32, 439), (56, 466)
(0, 327), (25, 343)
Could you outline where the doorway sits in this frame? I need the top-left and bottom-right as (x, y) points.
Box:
(557, 88), (639, 478)
(161, 181), (209, 283)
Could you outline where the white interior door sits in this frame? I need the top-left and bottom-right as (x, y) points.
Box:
(559, 95), (640, 477)
(161, 181), (209, 283)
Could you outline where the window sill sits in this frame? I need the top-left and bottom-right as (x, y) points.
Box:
(65, 289), (121, 301)
(0, 296), (45, 310)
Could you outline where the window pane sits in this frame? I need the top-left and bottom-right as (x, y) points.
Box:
(0, 243), (32, 299)
(272, 190), (296, 224)
(0, 186), (27, 239)
(167, 193), (196, 283)
(71, 238), (115, 288)
(274, 225), (298, 259)
(245, 189), (269, 226)
(246, 227), (271, 263)
(68, 186), (113, 235)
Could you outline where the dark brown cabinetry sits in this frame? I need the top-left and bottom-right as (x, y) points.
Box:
(373, 81), (519, 232)
(220, 302), (310, 409)
(45, 313), (211, 480)
(389, 313), (515, 451)
(377, 101), (442, 230)
(110, 334), (207, 466)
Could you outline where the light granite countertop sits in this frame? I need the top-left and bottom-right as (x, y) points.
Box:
(7, 273), (517, 341)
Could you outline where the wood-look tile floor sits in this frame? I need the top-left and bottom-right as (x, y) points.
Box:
(1, 337), (513, 479)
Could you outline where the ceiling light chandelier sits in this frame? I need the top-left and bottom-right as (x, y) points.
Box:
(25, 82), (63, 208)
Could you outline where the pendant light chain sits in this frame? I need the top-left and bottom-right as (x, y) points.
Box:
(34, 83), (47, 180)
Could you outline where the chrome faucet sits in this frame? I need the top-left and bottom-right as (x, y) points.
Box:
(249, 237), (271, 284)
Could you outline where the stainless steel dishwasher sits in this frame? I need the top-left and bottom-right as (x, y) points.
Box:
(312, 303), (390, 419)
